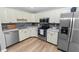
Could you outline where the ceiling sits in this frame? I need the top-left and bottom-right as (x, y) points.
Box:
(9, 7), (62, 13)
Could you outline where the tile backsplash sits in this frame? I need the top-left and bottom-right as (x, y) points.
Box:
(2, 22), (59, 30)
(49, 23), (60, 29)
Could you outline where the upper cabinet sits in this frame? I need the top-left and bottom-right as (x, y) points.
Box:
(0, 7), (70, 23)
(21, 13), (35, 22)
(35, 12), (60, 23)
(0, 8), (36, 23)
(49, 17), (60, 23)
(35, 8), (70, 23)
(6, 8), (28, 23)
(0, 8), (8, 23)
(0, 8), (19, 23)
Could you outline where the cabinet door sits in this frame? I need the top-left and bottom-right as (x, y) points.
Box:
(28, 27), (37, 37)
(19, 27), (38, 41)
(19, 28), (32, 41)
(0, 8), (7, 23)
(24, 29), (30, 38)
(51, 32), (58, 45)
(47, 31), (58, 45)
(19, 29), (26, 41)
(49, 17), (60, 23)
(33, 28), (38, 37)
(47, 32), (54, 43)
(1, 8), (17, 23)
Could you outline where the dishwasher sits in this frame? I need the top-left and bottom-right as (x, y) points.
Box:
(4, 30), (19, 47)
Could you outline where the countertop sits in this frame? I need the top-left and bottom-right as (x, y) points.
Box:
(3, 29), (19, 32)
(3, 26), (38, 32)
(48, 27), (59, 32)
(17, 26), (38, 29)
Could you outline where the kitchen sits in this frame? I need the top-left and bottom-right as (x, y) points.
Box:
(0, 7), (79, 52)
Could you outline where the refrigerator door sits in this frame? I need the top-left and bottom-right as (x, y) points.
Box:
(58, 19), (71, 51)
(69, 18), (79, 52)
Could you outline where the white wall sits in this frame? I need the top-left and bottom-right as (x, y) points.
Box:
(0, 20), (6, 51)
(0, 7), (79, 51)
(35, 7), (71, 23)
(0, 7), (35, 23)
(1, 7), (79, 23)
(0, 7), (35, 51)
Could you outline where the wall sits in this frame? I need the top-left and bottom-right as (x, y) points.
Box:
(0, 7), (79, 51)
(0, 7), (35, 23)
(0, 7), (79, 23)
(0, 20), (6, 51)
(35, 7), (71, 23)
(0, 7), (35, 51)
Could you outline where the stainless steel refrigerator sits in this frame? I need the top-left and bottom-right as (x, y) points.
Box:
(58, 12), (79, 52)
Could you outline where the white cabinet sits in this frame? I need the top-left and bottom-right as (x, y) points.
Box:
(49, 17), (60, 23)
(0, 8), (18, 23)
(0, 8), (37, 23)
(6, 8), (17, 19)
(16, 11), (28, 23)
(19, 29), (23, 41)
(19, 27), (38, 41)
(3, 8), (17, 23)
(1, 19), (17, 23)
(0, 23), (6, 51)
(19, 29), (29, 41)
(16, 18), (27, 23)
(26, 14), (36, 22)
(47, 29), (59, 45)
(0, 8), (36, 23)
(6, 8), (28, 23)
(28, 27), (38, 37)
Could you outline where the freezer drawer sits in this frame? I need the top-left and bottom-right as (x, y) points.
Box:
(4, 30), (19, 47)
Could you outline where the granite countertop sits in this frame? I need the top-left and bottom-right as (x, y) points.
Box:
(48, 27), (59, 32)
(3, 29), (19, 32)
(3, 26), (38, 32)
(18, 26), (38, 29)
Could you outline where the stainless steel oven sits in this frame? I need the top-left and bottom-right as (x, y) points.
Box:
(38, 18), (50, 41)
(38, 29), (47, 40)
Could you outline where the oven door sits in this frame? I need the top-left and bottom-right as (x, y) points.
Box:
(40, 29), (44, 35)
(38, 29), (47, 37)
(38, 29), (44, 36)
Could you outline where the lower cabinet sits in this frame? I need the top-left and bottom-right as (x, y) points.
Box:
(19, 27), (38, 41)
(29, 27), (38, 37)
(19, 29), (29, 41)
(47, 29), (58, 45)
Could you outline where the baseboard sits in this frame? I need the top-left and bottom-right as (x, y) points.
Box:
(19, 36), (38, 42)
(1, 49), (7, 52)
(57, 48), (66, 52)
